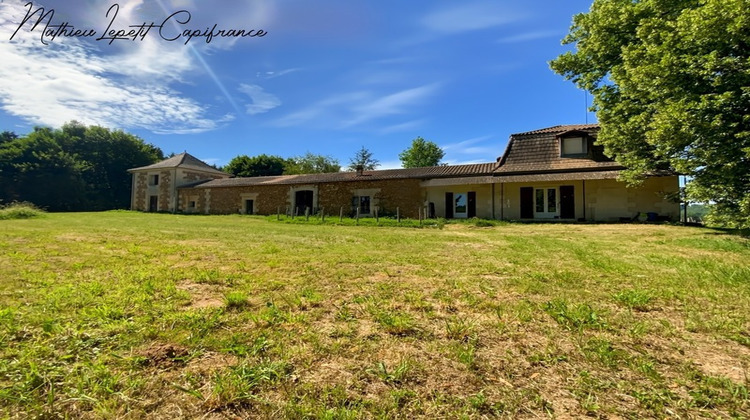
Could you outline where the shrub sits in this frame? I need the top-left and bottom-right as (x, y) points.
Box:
(0, 202), (46, 220)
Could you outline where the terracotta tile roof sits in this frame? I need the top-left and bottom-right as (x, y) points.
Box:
(183, 162), (498, 189)
(128, 152), (229, 176)
(495, 124), (623, 174)
(510, 124), (601, 137)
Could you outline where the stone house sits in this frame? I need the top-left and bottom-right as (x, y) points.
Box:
(127, 152), (230, 212)
(129, 124), (680, 221)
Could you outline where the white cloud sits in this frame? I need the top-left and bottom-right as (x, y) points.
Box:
(342, 84), (440, 127)
(238, 84), (281, 115)
(257, 68), (300, 80)
(0, 0), (228, 134)
(442, 135), (493, 150)
(378, 119), (427, 135)
(441, 135), (500, 157)
(497, 31), (561, 44)
(422, 3), (525, 34)
(270, 84), (439, 130)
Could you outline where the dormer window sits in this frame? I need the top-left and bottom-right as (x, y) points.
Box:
(561, 136), (588, 157)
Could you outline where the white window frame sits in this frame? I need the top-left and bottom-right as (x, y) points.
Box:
(534, 187), (558, 219)
(453, 192), (468, 219)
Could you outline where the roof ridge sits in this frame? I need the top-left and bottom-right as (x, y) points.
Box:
(510, 123), (600, 137)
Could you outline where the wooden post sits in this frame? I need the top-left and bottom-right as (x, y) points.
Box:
(397, 207), (400, 223)
(321, 207), (325, 223)
(418, 207), (422, 225)
(375, 208), (379, 223)
(277, 207), (280, 221)
(356, 207), (360, 225)
(305, 206), (310, 221)
(340, 207), (343, 222)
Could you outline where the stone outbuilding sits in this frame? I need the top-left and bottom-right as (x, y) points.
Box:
(127, 152), (230, 212)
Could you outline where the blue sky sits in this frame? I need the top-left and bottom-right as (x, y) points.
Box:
(0, 0), (596, 169)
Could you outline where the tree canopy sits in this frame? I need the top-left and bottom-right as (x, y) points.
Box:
(399, 137), (445, 168)
(0, 121), (163, 211)
(347, 146), (379, 171)
(284, 152), (341, 174)
(550, 0), (750, 227)
(224, 154), (286, 177)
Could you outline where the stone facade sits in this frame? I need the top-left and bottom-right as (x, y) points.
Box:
(175, 174), (679, 222)
(129, 133), (682, 222)
(128, 153), (230, 212)
(178, 178), (426, 218)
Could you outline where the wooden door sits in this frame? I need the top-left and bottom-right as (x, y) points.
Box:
(560, 185), (575, 219)
(520, 187), (533, 219)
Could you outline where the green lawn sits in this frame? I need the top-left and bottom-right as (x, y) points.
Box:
(1, 212), (748, 418)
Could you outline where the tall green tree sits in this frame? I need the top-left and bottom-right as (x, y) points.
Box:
(0, 128), (87, 211)
(399, 137), (445, 168)
(347, 146), (379, 171)
(58, 122), (164, 210)
(0, 122), (163, 211)
(284, 152), (340, 174)
(224, 154), (286, 177)
(550, 0), (750, 227)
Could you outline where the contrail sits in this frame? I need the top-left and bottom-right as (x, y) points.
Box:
(155, 0), (243, 117)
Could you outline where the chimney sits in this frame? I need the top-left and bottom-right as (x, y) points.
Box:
(356, 164), (364, 176)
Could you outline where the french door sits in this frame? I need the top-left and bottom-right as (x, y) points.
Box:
(534, 188), (557, 219)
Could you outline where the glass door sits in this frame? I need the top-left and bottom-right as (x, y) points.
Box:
(534, 188), (557, 219)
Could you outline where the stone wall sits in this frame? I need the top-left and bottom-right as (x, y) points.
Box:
(133, 173), (148, 211)
(158, 170), (172, 211)
(178, 178), (425, 218)
(317, 179), (423, 218)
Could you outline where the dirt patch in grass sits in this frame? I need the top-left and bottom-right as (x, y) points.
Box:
(137, 342), (190, 368)
(177, 282), (225, 309)
(682, 335), (749, 384)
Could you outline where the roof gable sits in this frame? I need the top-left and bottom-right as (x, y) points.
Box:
(128, 152), (229, 176)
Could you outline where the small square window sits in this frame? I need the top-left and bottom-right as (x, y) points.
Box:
(188, 201), (196, 208)
(561, 137), (587, 157)
(150, 174), (159, 186)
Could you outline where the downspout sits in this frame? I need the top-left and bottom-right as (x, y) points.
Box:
(582, 180), (586, 220)
(491, 182), (495, 219)
(500, 182), (504, 220)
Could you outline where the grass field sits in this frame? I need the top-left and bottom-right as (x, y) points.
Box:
(1, 212), (748, 418)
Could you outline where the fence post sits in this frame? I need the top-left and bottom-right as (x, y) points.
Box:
(375, 208), (379, 223)
(277, 207), (280, 221)
(397, 207), (400, 223)
(356, 206), (360, 225)
(418, 207), (422, 225)
(340, 207), (343, 222)
(305, 206), (310, 221)
(321, 207), (325, 223)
